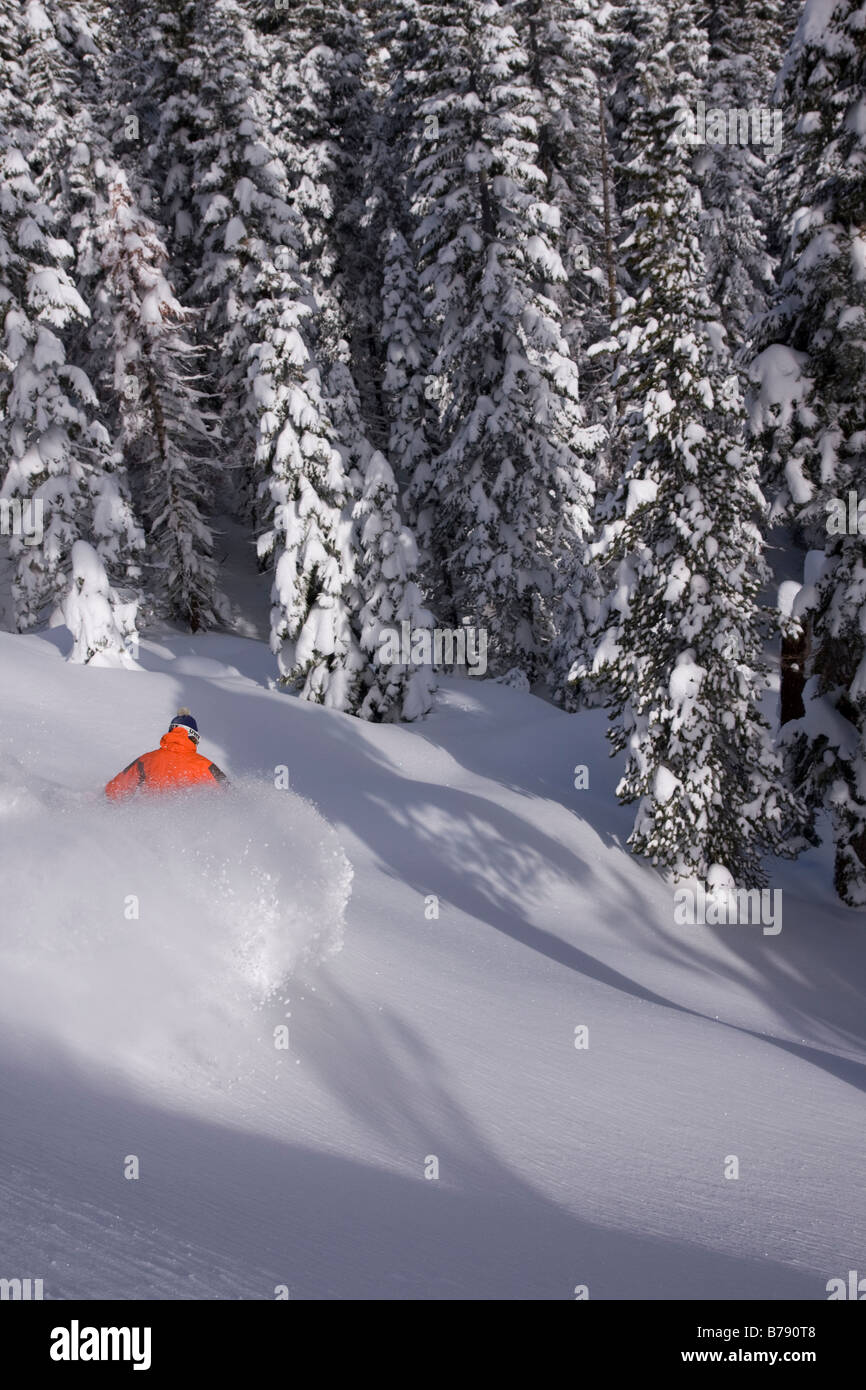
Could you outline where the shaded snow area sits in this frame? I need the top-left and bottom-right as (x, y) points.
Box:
(0, 628), (864, 1300)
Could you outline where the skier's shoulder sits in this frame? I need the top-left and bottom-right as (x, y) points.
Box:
(199, 753), (228, 785)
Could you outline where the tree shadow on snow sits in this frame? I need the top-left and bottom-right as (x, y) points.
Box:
(97, 669), (866, 1104)
(0, 1045), (830, 1301)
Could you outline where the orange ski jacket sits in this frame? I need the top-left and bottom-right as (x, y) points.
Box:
(105, 727), (228, 801)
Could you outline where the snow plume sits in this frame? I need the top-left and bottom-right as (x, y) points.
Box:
(0, 763), (351, 1085)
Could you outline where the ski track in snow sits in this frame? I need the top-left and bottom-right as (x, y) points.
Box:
(0, 628), (863, 1300)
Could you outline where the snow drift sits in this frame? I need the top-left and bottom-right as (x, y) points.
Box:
(0, 759), (351, 1085)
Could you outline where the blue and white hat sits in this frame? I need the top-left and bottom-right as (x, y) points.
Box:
(169, 708), (200, 745)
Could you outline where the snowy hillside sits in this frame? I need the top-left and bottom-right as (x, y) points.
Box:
(0, 623), (863, 1301)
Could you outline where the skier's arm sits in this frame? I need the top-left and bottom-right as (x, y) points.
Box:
(105, 758), (146, 801)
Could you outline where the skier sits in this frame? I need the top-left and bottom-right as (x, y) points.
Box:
(105, 709), (228, 801)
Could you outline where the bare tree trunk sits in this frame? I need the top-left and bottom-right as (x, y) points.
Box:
(779, 621), (809, 725)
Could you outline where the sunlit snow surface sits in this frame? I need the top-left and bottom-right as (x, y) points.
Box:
(0, 624), (863, 1299)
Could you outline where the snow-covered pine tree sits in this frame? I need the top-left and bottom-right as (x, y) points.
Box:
(0, 4), (140, 655)
(248, 3), (370, 708)
(346, 8), (451, 630)
(505, 0), (613, 702)
(106, 0), (295, 535)
(252, 0), (434, 717)
(129, 0), (200, 264)
(59, 537), (138, 666)
(267, 1), (393, 480)
(327, 350), (435, 720)
(0, 141), (87, 629)
(355, 443), (437, 721)
(168, 0), (290, 514)
(96, 169), (223, 632)
(509, 0), (615, 376)
(121, 0), (365, 701)
(698, 0), (790, 354)
(18, 0), (82, 169)
(250, 265), (366, 710)
(265, 0), (374, 353)
(378, 226), (440, 581)
(141, 0), (421, 720)
(750, 0), (866, 904)
(48, 4), (150, 625)
(401, 0), (597, 682)
(583, 0), (798, 888)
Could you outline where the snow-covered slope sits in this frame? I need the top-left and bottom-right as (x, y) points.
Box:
(0, 626), (863, 1300)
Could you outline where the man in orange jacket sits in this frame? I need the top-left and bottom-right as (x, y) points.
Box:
(105, 709), (228, 801)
